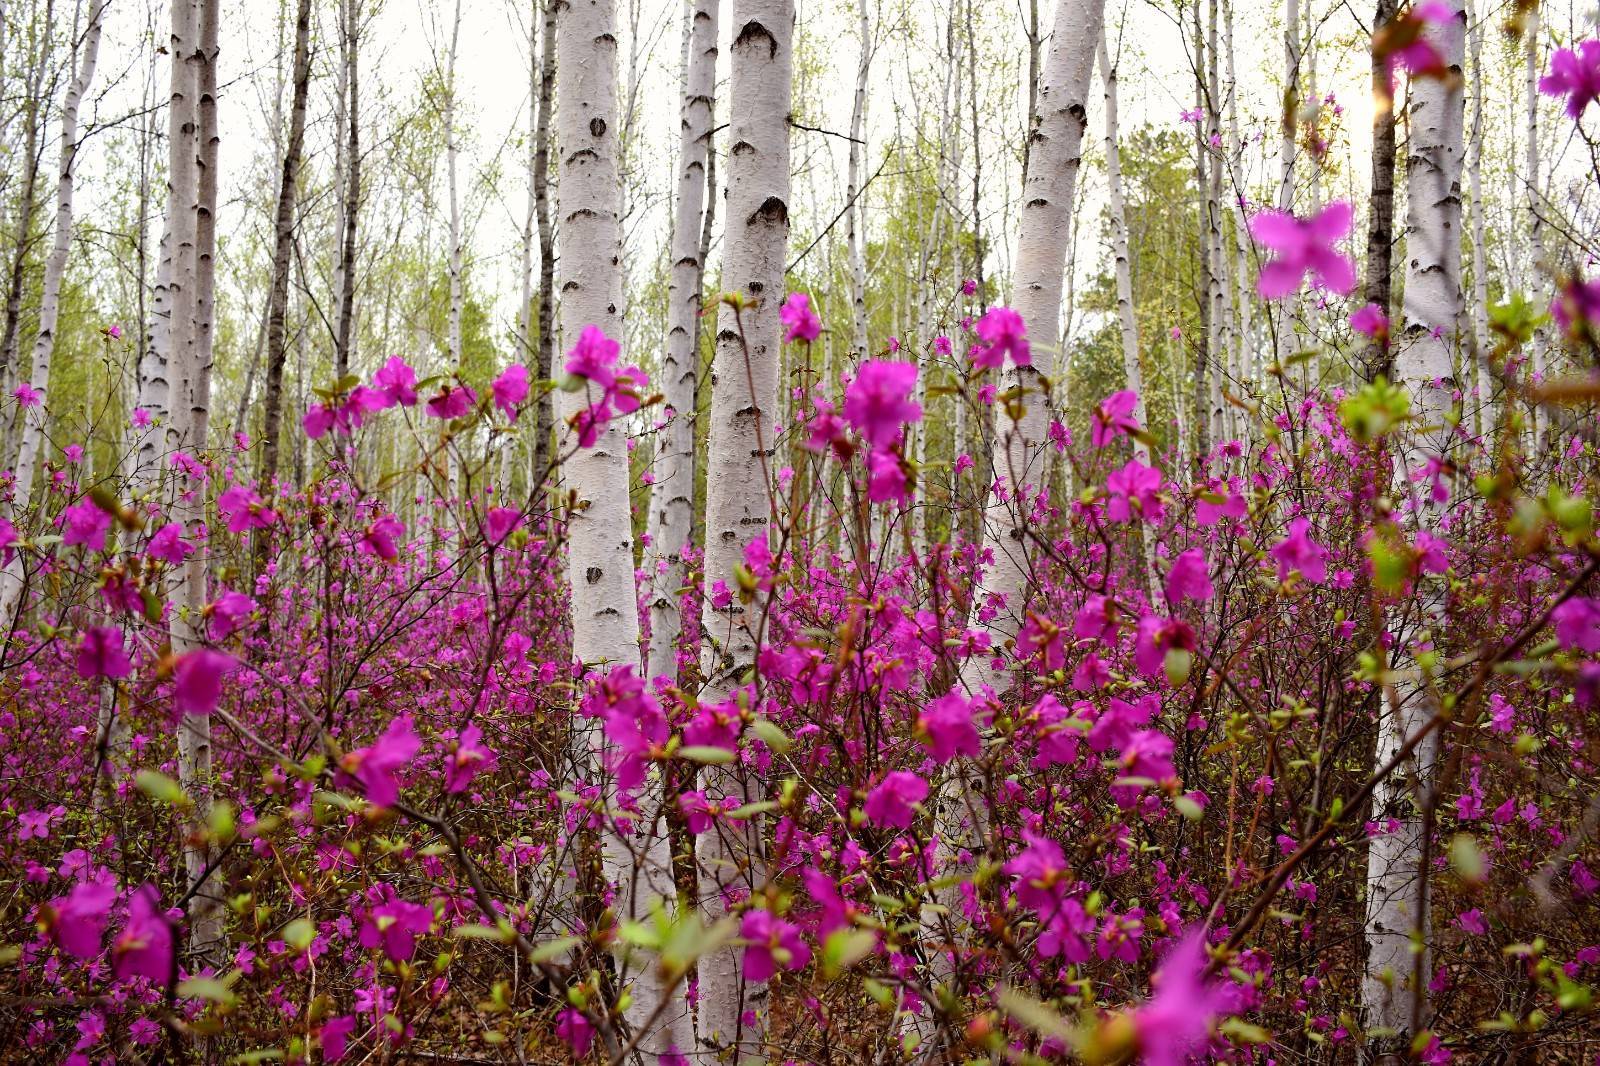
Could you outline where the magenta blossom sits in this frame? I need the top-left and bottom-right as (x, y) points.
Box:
(0, 517), (17, 566)
(1350, 302), (1390, 343)
(1129, 934), (1238, 1066)
(1538, 39), (1600, 118)
(556, 1009), (594, 1058)
(443, 723), (498, 793)
(972, 306), (1031, 369)
(862, 770), (928, 830)
(218, 485), (277, 533)
(1270, 516), (1329, 584)
(13, 382), (42, 407)
(1551, 276), (1600, 335)
(1091, 390), (1142, 448)
(341, 716), (421, 808)
(1105, 459), (1165, 524)
(492, 364), (529, 421)
(43, 876), (117, 959)
(485, 507), (522, 543)
(741, 908), (811, 982)
(62, 499), (113, 551)
(147, 522), (195, 565)
(426, 383), (477, 420)
(1249, 201), (1356, 300)
(1164, 548), (1214, 604)
(564, 325), (648, 447)
(174, 649), (236, 717)
(358, 892), (434, 961)
(358, 515), (405, 561)
(373, 356), (419, 407)
(111, 885), (173, 983)
(843, 361), (922, 448)
(1553, 598), (1600, 653)
(77, 627), (132, 680)
(917, 687), (983, 761)
(206, 590), (256, 640)
(780, 292), (822, 343)
(866, 449), (910, 504)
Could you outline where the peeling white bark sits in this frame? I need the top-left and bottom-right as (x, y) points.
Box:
(1362, 0), (1464, 1052)
(645, 0), (717, 686)
(695, 3), (793, 1060)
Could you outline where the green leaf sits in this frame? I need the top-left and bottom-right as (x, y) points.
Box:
(997, 986), (1078, 1044)
(748, 718), (794, 754)
(821, 928), (877, 978)
(177, 977), (238, 1005)
(526, 934), (580, 962)
(726, 801), (779, 820)
(135, 770), (190, 807)
(678, 745), (736, 764)
(281, 918), (315, 951)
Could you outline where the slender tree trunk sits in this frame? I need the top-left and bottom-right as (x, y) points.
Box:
(1205, 0), (1227, 444)
(695, 3), (793, 1059)
(553, 1), (687, 1059)
(7, 0), (102, 515)
(645, 0), (716, 687)
(965, 0), (1104, 696)
(445, 0), (463, 372)
(333, 0), (359, 381)
(532, 0), (556, 491)
(1362, 0), (1464, 1056)
(1098, 32), (1146, 468)
(1191, 1), (1213, 458)
(258, 0), (314, 490)
(845, 0), (871, 363)
(1523, 7), (1546, 447)
(1363, 0), (1399, 379)
(1465, 0), (1488, 435)
(1223, 0), (1252, 406)
(0, 33), (48, 390)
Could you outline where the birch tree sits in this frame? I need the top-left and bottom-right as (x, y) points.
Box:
(695, 1), (794, 1058)
(644, 0), (716, 685)
(845, 0), (871, 363)
(964, 0), (1105, 695)
(257, 0), (314, 490)
(1361, 0), (1465, 1053)
(554, 0), (689, 1057)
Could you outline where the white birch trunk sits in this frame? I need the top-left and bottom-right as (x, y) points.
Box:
(1465, 0), (1488, 438)
(1098, 32), (1146, 468)
(446, 0), (463, 371)
(964, 0), (1104, 695)
(1522, 8), (1546, 447)
(695, 2), (793, 1060)
(845, 0), (870, 363)
(645, 0), (716, 687)
(0, 0), (105, 632)
(1362, 0), (1464, 1052)
(554, 1), (688, 1059)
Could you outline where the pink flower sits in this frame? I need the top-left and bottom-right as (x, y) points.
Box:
(320, 1017), (358, 1061)
(147, 522), (194, 565)
(341, 716), (421, 808)
(803, 399), (849, 456)
(862, 770), (927, 829)
(843, 361), (921, 448)
(1538, 39), (1600, 118)
(1551, 276), (1600, 335)
(1249, 201), (1356, 300)
(492, 364), (529, 421)
(1378, 2), (1454, 93)
(1164, 548), (1213, 604)
(1134, 616), (1196, 678)
(112, 885), (174, 983)
(1350, 302), (1390, 342)
(866, 449), (909, 504)
(303, 404), (337, 439)
(217, 485), (277, 533)
(373, 356), (419, 407)
(1105, 460), (1165, 523)
(358, 515), (405, 561)
(1005, 831), (1070, 910)
(13, 382), (41, 407)
(566, 324), (622, 387)
(555, 1009), (594, 1058)
(972, 306), (1030, 368)
(62, 499), (113, 551)
(0, 517), (17, 566)
(43, 875), (117, 959)
(77, 627), (132, 680)
(426, 383), (477, 420)
(1073, 594), (1118, 641)
(1130, 934), (1237, 1066)
(1455, 908), (1487, 935)
(1553, 598), (1600, 653)
(174, 649), (236, 717)
(443, 723), (497, 793)
(1270, 516), (1329, 584)
(961, 278), (977, 296)
(1091, 390), (1142, 447)
(130, 407), (153, 429)
(484, 507), (522, 543)
(564, 325), (648, 447)
(780, 292), (822, 343)
(106, 324), (123, 340)
(358, 892), (434, 961)
(800, 867), (852, 936)
(917, 687), (982, 761)
(679, 791), (717, 834)
(206, 590), (256, 640)
(741, 908), (811, 982)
